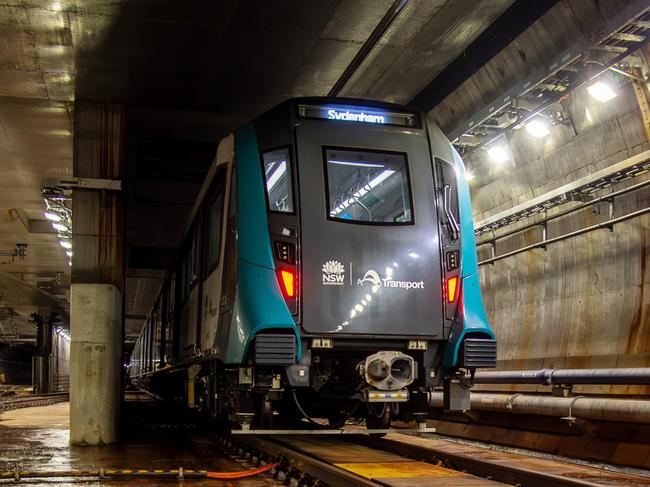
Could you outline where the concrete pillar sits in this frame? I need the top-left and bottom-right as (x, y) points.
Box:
(70, 284), (121, 444)
(70, 102), (124, 445)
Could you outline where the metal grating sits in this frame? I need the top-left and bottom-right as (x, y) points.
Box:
(254, 334), (296, 365)
(475, 150), (650, 236)
(460, 338), (497, 369)
(450, 5), (650, 156)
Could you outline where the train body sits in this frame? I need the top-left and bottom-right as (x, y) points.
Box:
(128, 97), (496, 429)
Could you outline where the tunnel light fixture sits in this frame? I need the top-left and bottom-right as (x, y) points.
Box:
(52, 222), (69, 232)
(44, 211), (61, 222)
(587, 81), (617, 102)
(487, 145), (509, 164)
(525, 119), (550, 139)
(59, 240), (72, 249)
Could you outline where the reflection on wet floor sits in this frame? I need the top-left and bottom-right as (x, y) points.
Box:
(0, 395), (277, 486)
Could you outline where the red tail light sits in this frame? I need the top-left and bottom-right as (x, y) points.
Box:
(446, 276), (458, 303)
(278, 269), (296, 298)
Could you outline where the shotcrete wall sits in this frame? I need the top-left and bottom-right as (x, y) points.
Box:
(464, 72), (650, 394)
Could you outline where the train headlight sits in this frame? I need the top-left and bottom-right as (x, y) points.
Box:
(362, 351), (414, 391)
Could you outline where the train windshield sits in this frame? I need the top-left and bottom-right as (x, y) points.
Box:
(324, 148), (412, 224)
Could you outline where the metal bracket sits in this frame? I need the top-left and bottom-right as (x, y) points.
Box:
(41, 177), (122, 192)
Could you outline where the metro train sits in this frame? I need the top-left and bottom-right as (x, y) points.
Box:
(128, 97), (496, 430)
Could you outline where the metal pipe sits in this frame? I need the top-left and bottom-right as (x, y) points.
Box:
(328, 0), (410, 96)
(476, 178), (650, 246)
(428, 392), (650, 423)
(479, 206), (650, 265)
(474, 367), (650, 385)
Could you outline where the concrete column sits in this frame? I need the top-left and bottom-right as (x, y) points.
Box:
(70, 284), (121, 444)
(70, 102), (124, 445)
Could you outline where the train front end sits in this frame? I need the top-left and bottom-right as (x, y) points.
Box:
(232, 97), (496, 428)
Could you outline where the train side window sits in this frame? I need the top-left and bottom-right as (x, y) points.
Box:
(262, 147), (294, 213)
(324, 147), (413, 224)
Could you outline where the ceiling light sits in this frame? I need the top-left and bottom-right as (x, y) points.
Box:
(52, 222), (69, 232)
(59, 240), (72, 249)
(487, 146), (509, 164)
(525, 119), (550, 139)
(587, 81), (617, 102)
(44, 211), (61, 222)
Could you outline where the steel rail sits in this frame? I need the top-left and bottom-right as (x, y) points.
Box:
(328, 0), (410, 97)
(357, 434), (637, 487)
(476, 178), (650, 247)
(235, 435), (377, 487)
(479, 206), (650, 266)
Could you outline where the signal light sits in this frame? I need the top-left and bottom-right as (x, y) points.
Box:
(279, 269), (295, 298)
(446, 276), (458, 303)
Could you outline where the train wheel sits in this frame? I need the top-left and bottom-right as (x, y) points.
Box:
(366, 402), (392, 434)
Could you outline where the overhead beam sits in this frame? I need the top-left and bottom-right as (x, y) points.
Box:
(328, 0), (410, 97)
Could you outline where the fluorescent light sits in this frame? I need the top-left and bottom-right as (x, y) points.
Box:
(59, 240), (72, 249)
(408, 252), (419, 259)
(487, 146), (509, 164)
(587, 81), (617, 102)
(525, 119), (550, 139)
(328, 160), (384, 168)
(52, 222), (69, 232)
(266, 160), (287, 192)
(331, 169), (395, 216)
(44, 211), (61, 222)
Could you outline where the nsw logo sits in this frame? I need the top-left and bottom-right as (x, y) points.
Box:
(322, 260), (345, 286)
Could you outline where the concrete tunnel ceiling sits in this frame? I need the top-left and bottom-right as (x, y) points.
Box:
(2, 0), (648, 349)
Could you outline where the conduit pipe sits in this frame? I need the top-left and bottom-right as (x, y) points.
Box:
(428, 392), (650, 424)
(474, 368), (650, 385)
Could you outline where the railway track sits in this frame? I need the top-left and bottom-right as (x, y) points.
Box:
(0, 392), (69, 414)
(228, 430), (650, 486)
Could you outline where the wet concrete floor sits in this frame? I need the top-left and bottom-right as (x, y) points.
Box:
(0, 397), (277, 486)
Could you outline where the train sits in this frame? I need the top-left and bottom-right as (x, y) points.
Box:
(128, 97), (496, 430)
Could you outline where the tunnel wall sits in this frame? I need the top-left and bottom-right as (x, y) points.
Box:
(464, 73), (650, 395)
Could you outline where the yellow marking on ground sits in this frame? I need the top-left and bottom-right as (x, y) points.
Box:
(334, 461), (465, 479)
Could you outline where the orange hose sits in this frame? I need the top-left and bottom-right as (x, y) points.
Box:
(206, 462), (277, 479)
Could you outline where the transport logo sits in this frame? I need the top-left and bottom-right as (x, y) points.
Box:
(357, 268), (425, 290)
(357, 270), (382, 288)
(322, 260), (346, 286)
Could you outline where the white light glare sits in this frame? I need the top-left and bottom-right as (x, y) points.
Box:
(525, 119), (550, 139)
(66, 251), (72, 258)
(464, 170), (475, 181)
(44, 211), (61, 222)
(328, 160), (384, 168)
(266, 160), (287, 192)
(331, 169), (395, 216)
(52, 222), (69, 232)
(59, 240), (72, 249)
(487, 146), (509, 164)
(587, 81), (617, 103)
(408, 252), (419, 259)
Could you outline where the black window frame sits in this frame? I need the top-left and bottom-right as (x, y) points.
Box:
(322, 145), (416, 226)
(260, 146), (296, 215)
(203, 169), (227, 275)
